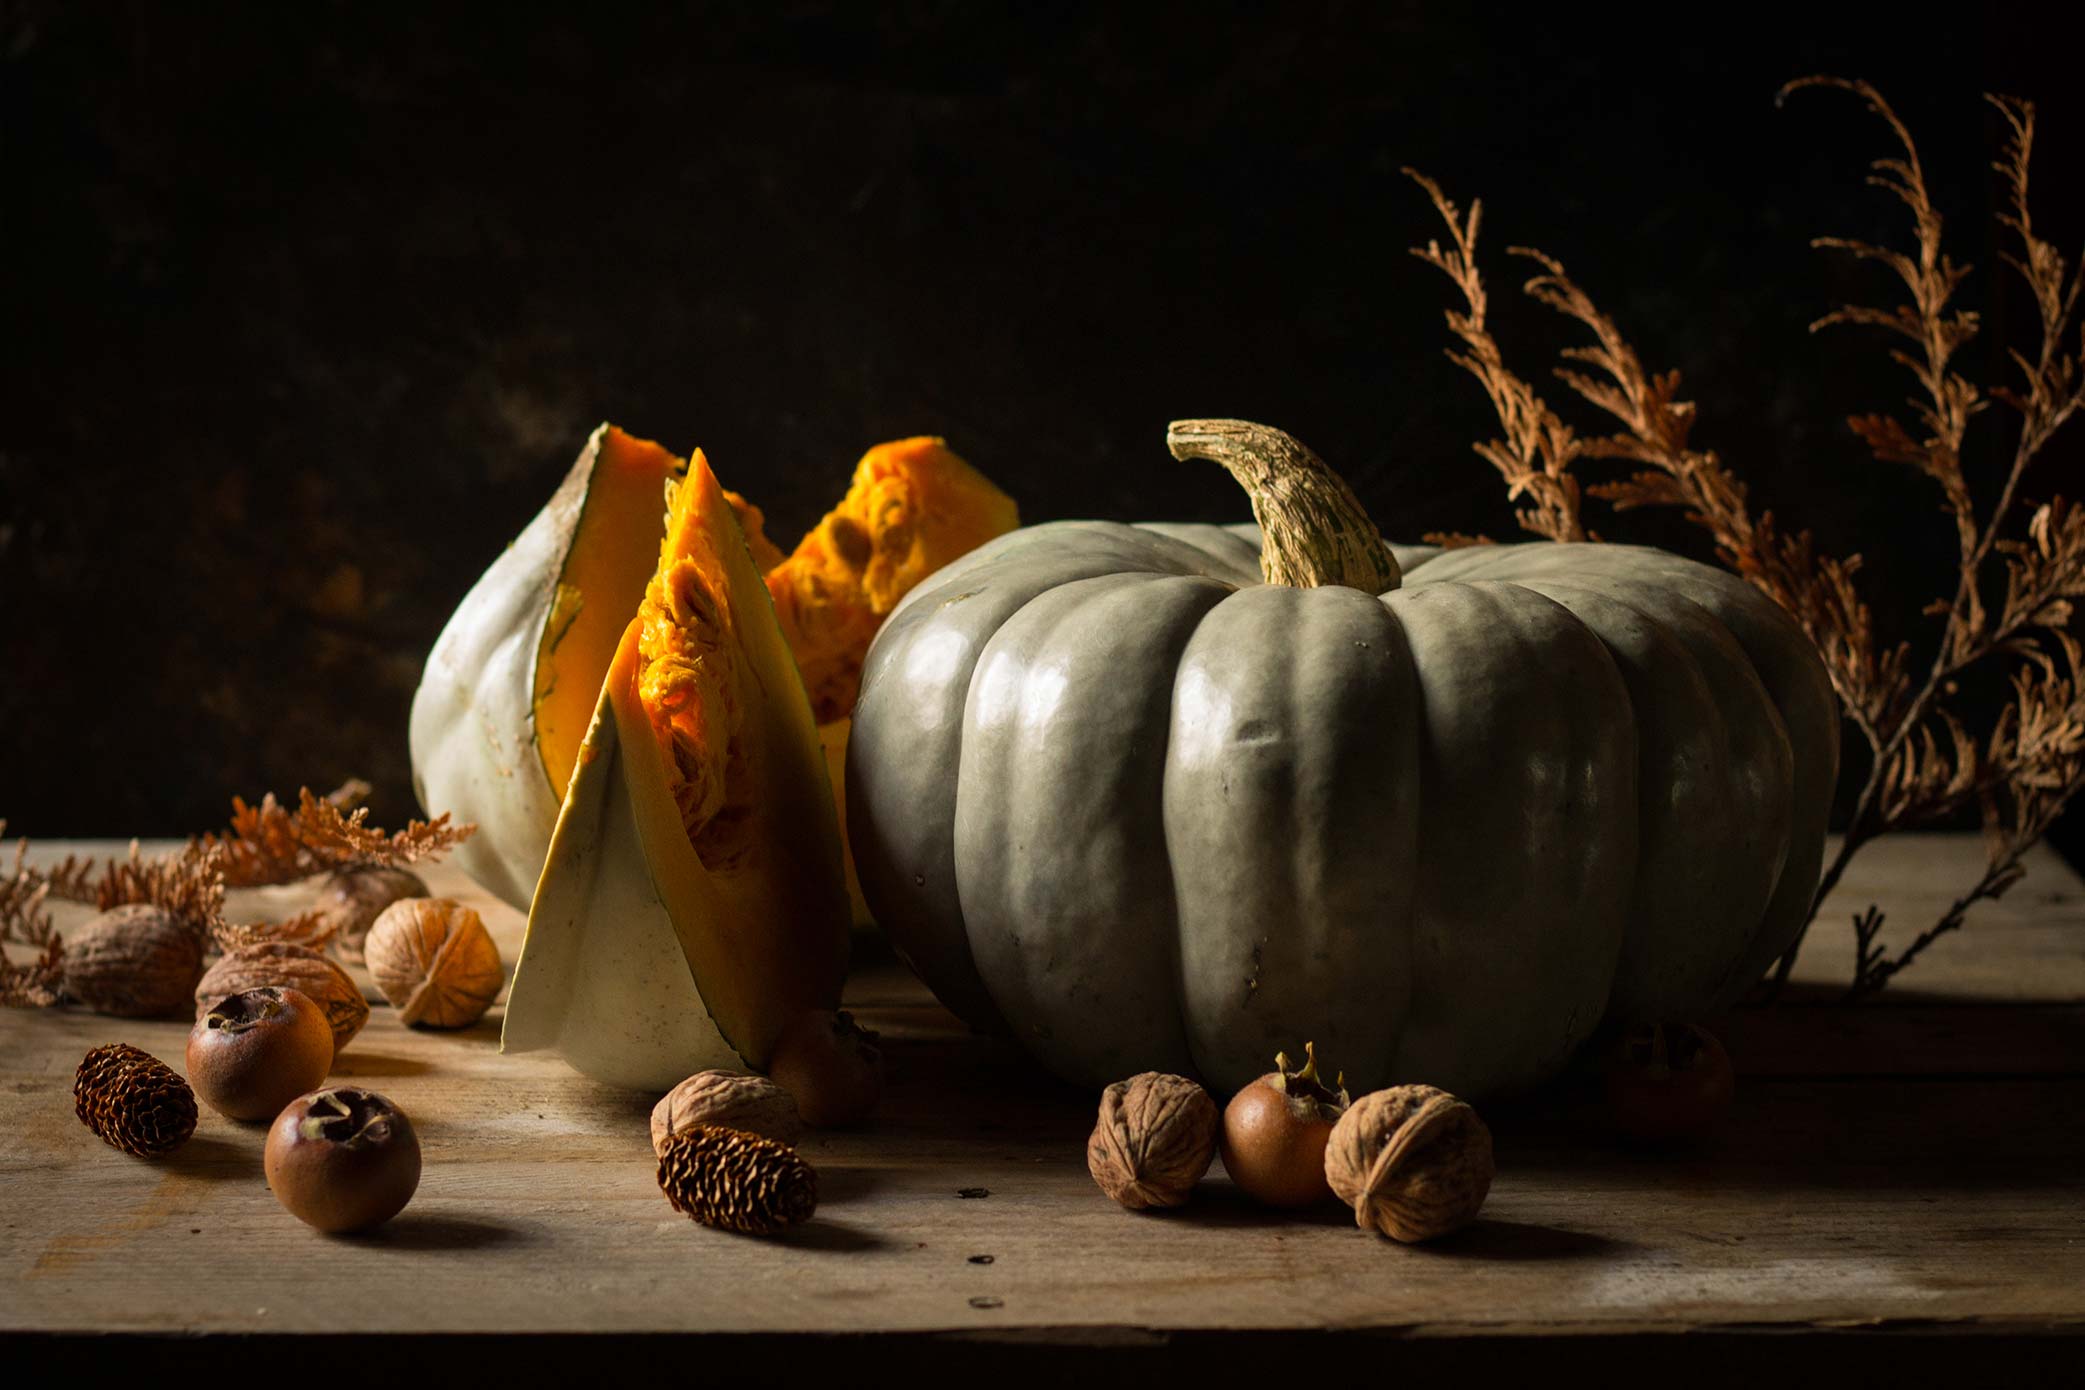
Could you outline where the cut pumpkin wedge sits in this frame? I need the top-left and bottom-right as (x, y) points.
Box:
(502, 449), (852, 1089)
(410, 424), (683, 910)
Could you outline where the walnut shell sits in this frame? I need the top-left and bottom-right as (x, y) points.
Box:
(365, 897), (503, 1028)
(1324, 1085), (1494, 1243)
(652, 1071), (804, 1156)
(196, 942), (370, 1053)
(1088, 1072), (1219, 1210)
(64, 905), (205, 1018)
(312, 866), (428, 964)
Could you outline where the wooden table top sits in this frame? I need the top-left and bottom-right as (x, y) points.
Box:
(4, 834), (2082, 1378)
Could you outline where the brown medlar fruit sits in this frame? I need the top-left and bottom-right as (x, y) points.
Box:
(1088, 1072), (1218, 1210)
(1603, 1021), (1735, 1145)
(364, 897), (504, 1028)
(652, 1071), (804, 1156)
(265, 1086), (421, 1233)
(1324, 1084), (1494, 1242)
(766, 1009), (882, 1128)
(186, 986), (335, 1122)
(1220, 1041), (1349, 1208)
(311, 865), (428, 964)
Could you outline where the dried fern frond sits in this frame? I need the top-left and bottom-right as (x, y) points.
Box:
(1423, 531), (1500, 550)
(195, 781), (475, 886)
(3, 830), (68, 1008)
(1405, 169), (1590, 543)
(89, 841), (228, 933)
(1, 830), (58, 947)
(0, 935), (65, 1008)
(4, 828), (228, 958)
(210, 909), (340, 955)
(2, 831), (67, 1006)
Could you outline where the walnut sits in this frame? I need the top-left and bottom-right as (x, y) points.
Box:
(196, 942), (370, 1053)
(74, 1043), (197, 1157)
(1324, 1085), (1494, 1242)
(657, 1126), (817, 1235)
(311, 866), (428, 964)
(1087, 1072), (1219, 1210)
(364, 897), (503, 1028)
(652, 1071), (804, 1156)
(63, 905), (204, 1018)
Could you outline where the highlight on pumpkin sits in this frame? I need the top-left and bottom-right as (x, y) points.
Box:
(635, 457), (760, 872)
(763, 437), (1019, 723)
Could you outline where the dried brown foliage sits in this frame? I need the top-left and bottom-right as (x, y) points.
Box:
(86, 841), (228, 931)
(1404, 171), (1592, 545)
(210, 910), (340, 955)
(4, 780), (475, 1009)
(194, 779), (475, 887)
(1411, 79), (2085, 998)
(0, 826), (65, 1007)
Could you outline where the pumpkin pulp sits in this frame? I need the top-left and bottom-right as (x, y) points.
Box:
(531, 427), (685, 803)
(635, 458), (760, 872)
(763, 437), (1019, 722)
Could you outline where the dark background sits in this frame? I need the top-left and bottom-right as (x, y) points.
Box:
(4, 2), (2080, 846)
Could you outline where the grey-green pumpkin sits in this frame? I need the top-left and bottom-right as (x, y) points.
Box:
(846, 421), (1838, 1099)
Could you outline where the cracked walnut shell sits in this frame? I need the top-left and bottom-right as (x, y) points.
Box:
(65, 905), (204, 1018)
(365, 897), (504, 1028)
(652, 1071), (804, 1156)
(1324, 1085), (1493, 1242)
(196, 942), (370, 1053)
(1088, 1071), (1219, 1210)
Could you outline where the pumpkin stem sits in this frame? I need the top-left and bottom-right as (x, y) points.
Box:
(1166, 419), (1401, 593)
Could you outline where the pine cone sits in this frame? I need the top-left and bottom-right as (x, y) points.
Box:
(657, 1125), (817, 1234)
(74, 1043), (198, 1158)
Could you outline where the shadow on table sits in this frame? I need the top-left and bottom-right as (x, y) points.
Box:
(1495, 1075), (2084, 1195)
(774, 1218), (891, 1253)
(165, 1133), (264, 1183)
(352, 1213), (526, 1251)
(1426, 1217), (1628, 1261)
(816, 1164), (887, 1205)
(330, 1050), (431, 1079)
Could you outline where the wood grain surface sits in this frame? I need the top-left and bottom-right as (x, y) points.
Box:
(3, 835), (2081, 1368)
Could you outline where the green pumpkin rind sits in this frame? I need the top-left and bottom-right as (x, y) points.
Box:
(850, 514), (1836, 1099)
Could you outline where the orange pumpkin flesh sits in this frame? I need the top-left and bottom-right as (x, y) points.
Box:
(531, 427), (685, 802)
(613, 449), (851, 1063)
(636, 470), (760, 870)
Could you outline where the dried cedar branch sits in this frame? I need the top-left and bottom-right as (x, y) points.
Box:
(211, 909), (341, 954)
(1, 831), (65, 1006)
(1404, 169), (1591, 544)
(195, 781), (475, 886)
(1411, 76), (2085, 998)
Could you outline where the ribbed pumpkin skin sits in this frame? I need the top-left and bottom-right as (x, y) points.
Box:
(847, 523), (1836, 1099)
